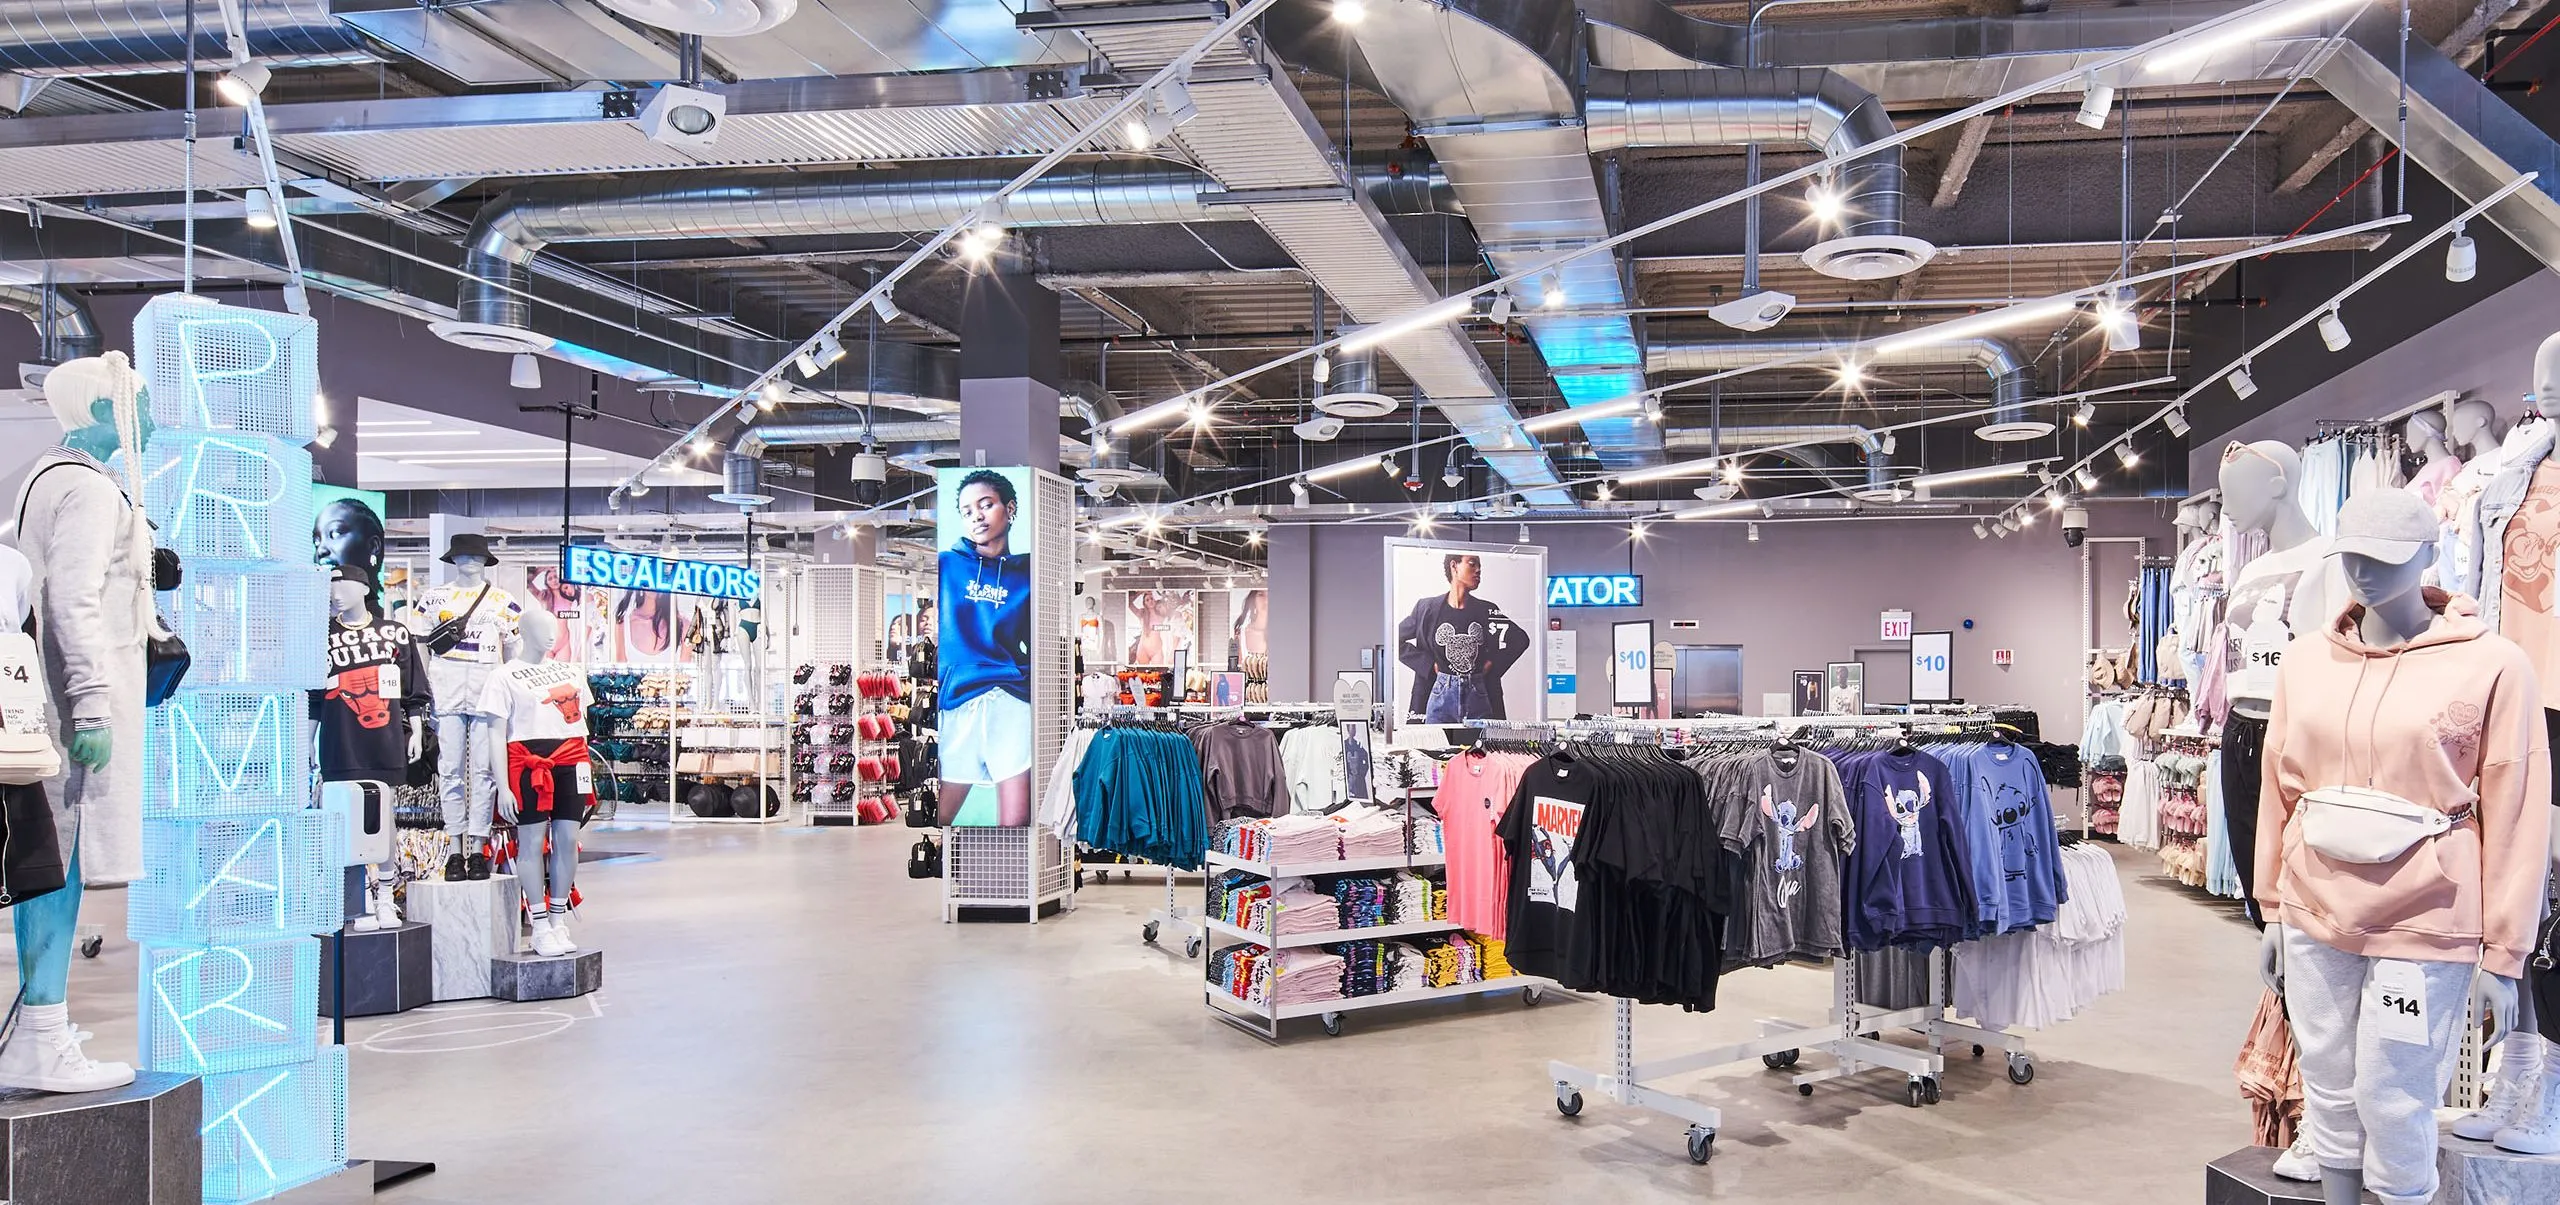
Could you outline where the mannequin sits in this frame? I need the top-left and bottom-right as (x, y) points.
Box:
(481, 608), (592, 958)
(2255, 489), (2549, 1205)
(2404, 410), (2465, 508)
(2217, 440), (2337, 922)
(312, 497), (386, 607)
(0, 352), (150, 1093)
(317, 565), (427, 930)
(2450, 397), (2511, 461)
(410, 533), (521, 880)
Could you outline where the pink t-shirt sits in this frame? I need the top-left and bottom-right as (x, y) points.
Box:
(1437, 750), (1526, 939)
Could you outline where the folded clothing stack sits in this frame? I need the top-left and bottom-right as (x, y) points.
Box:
(1335, 806), (1408, 858)
(1264, 813), (1344, 863)
(1475, 935), (1516, 979)
(1335, 940), (1392, 997)
(1271, 881), (1342, 936)
(1422, 936), (1480, 988)
(1210, 944), (1268, 1003)
(1332, 876), (1390, 929)
(1389, 872), (1434, 924)
(1267, 949), (1346, 1006)
(1408, 812), (1444, 856)
(1387, 943), (1429, 992)
(1209, 872), (1272, 929)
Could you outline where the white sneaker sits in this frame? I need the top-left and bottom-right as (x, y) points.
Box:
(527, 914), (570, 958)
(2457, 1032), (2545, 1140)
(551, 911), (579, 954)
(372, 882), (402, 929)
(2270, 1132), (2319, 1181)
(350, 907), (381, 933)
(0, 1007), (135, 1094)
(2497, 1059), (2560, 1155)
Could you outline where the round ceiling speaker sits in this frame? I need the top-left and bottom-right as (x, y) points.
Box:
(1077, 464), (1149, 484)
(1801, 234), (1937, 281)
(597, 0), (797, 36)
(1975, 418), (2058, 443)
(428, 321), (554, 355)
(1313, 389), (1397, 419)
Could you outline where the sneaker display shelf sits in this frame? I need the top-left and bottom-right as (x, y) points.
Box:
(790, 662), (901, 826)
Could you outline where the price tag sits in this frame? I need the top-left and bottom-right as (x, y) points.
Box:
(575, 762), (595, 797)
(2366, 960), (2429, 1047)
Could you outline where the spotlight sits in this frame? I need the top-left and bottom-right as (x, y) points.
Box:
(1332, 0), (1367, 23)
(215, 61), (271, 106)
(1378, 454), (1399, 476)
(243, 188), (279, 230)
(313, 426), (338, 449)
(690, 437), (714, 459)
(2018, 509), (2036, 527)
(1723, 462), (1745, 485)
(2098, 289), (2140, 353)
(2116, 443), (2141, 469)
(2165, 407), (2192, 438)
(1291, 479), (1311, 508)
(1630, 522), (1648, 541)
(637, 83), (725, 152)
(2073, 400), (2095, 427)
(796, 329), (846, 379)
(2076, 467), (2100, 492)
(760, 380), (787, 409)
(1312, 352), (1330, 385)
(2447, 223), (2478, 283)
(1489, 292), (1513, 324)
(1596, 481), (1613, 502)
(870, 292), (901, 324)
(2227, 362), (2259, 400)
(1540, 274), (1566, 308)
(509, 353), (541, 390)
(1747, 522), (1761, 543)
(2074, 73), (2115, 130)
(1517, 524), (1531, 543)
(1835, 360), (1864, 391)
(1442, 458), (1465, 489)
(1806, 179), (1844, 226)
(1247, 528), (1264, 547)
(2317, 307), (2351, 352)
(2048, 489), (2069, 511)
(1973, 521), (1989, 539)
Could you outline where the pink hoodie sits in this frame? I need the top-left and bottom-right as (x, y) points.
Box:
(2255, 590), (2552, 978)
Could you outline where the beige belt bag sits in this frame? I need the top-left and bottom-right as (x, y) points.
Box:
(2300, 785), (2470, 864)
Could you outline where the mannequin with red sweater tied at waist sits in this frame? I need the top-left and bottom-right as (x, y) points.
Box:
(480, 607), (596, 959)
(2254, 489), (2554, 1205)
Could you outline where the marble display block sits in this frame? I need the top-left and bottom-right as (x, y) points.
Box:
(489, 949), (603, 1001)
(0, 1070), (201, 1205)
(402, 875), (521, 1001)
(2209, 1130), (2560, 1204)
(318, 921), (433, 1017)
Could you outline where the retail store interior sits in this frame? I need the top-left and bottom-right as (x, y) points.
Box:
(6, 0), (2560, 1201)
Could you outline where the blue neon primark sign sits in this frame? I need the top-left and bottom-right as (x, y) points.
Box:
(563, 546), (763, 600)
(1547, 574), (1643, 607)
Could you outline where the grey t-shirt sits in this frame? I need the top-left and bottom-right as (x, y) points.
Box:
(1712, 750), (1855, 964)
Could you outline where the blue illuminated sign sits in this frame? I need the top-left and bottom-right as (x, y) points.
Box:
(1546, 574), (1643, 607)
(563, 546), (762, 601)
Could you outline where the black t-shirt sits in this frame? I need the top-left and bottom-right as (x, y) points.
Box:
(314, 616), (430, 782)
(1499, 759), (1595, 981)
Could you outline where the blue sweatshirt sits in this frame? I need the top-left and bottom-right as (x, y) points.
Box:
(937, 540), (1031, 709)
(1958, 743), (2069, 934)
(1841, 750), (1976, 951)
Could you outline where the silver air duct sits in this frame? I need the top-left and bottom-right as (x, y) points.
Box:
(0, 1), (376, 75)
(0, 282), (101, 363)
(453, 163), (1218, 337)
(1659, 424), (1883, 456)
(1313, 351), (1396, 418)
(710, 452), (773, 509)
(1646, 335), (2039, 440)
(1585, 69), (1930, 279)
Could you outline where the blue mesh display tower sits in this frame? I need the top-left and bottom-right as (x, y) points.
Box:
(128, 294), (344, 1202)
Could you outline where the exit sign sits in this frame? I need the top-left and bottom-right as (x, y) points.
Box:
(1881, 609), (1913, 641)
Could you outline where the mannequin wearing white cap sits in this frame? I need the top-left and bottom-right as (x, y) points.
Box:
(409, 534), (522, 880)
(2253, 489), (2551, 1200)
(0, 352), (150, 1093)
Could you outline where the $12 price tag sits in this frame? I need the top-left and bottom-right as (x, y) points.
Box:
(2365, 960), (2430, 1046)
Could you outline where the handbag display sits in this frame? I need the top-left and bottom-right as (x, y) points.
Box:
(2299, 784), (2469, 864)
(423, 584), (491, 657)
(907, 833), (942, 878)
(144, 612), (190, 706)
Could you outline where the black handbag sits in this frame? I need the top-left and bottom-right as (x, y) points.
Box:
(144, 615), (189, 706)
(423, 584), (490, 657)
(907, 834), (942, 878)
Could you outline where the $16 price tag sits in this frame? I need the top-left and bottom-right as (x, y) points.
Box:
(2365, 960), (2430, 1046)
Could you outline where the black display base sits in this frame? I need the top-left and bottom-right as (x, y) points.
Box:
(0, 1070), (201, 1205)
(319, 921), (434, 1018)
(489, 949), (603, 1001)
(2204, 1147), (2321, 1205)
(813, 815), (858, 827)
(2210, 1131), (2560, 1203)
(373, 1158), (436, 1188)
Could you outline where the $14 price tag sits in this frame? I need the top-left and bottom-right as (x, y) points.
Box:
(2365, 960), (2430, 1046)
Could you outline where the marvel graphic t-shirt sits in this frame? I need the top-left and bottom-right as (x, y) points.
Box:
(1498, 758), (1593, 980)
(315, 616), (428, 782)
(476, 659), (593, 742)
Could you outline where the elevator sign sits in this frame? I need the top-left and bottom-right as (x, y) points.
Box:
(1547, 574), (1643, 607)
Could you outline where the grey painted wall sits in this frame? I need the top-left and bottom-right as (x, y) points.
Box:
(2187, 268), (2560, 486)
(1267, 507), (2164, 743)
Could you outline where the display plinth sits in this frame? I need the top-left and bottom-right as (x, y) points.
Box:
(0, 1071), (201, 1205)
(265, 1159), (371, 1204)
(318, 921), (433, 1017)
(402, 875), (521, 1000)
(2208, 1131), (2560, 1204)
(489, 950), (603, 1001)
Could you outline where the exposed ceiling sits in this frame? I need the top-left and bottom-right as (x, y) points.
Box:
(353, 397), (715, 492)
(0, 0), (2555, 560)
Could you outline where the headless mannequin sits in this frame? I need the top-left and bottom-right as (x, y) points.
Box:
(493, 607), (581, 958)
(2260, 543), (2521, 1203)
(2450, 397), (2510, 461)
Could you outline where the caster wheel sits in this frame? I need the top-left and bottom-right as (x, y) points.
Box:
(1797, 1083), (1814, 1097)
(1921, 1075), (1942, 1105)
(1556, 1091), (1583, 1118)
(2007, 1056), (2035, 1085)
(1321, 1012), (1343, 1037)
(1142, 921), (1161, 946)
(1686, 1127), (1715, 1164)
(1905, 1080), (1926, 1109)
(1762, 1049), (1800, 1070)
(1184, 935), (1203, 959)
(78, 935), (102, 959)
(1972, 1044), (1985, 1058)
(1524, 987), (1544, 1007)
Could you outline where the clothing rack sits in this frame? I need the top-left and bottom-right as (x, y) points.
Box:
(1532, 710), (2038, 1165)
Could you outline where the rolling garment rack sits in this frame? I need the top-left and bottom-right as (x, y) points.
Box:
(1524, 711), (2040, 1165)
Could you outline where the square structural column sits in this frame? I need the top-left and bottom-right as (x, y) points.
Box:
(959, 246), (1062, 474)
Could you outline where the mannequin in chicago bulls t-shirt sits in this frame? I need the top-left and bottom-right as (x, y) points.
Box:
(316, 565), (427, 930)
(478, 608), (595, 957)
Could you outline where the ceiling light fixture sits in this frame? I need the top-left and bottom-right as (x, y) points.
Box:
(1630, 521), (1648, 540)
(2116, 443), (2142, 469)
(215, 61), (271, 106)
(1311, 351), (1330, 385)
(2076, 466), (2100, 491)
(1834, 359), (1864, 391)
(1337, 296), (1471, 353)
(1973, 521), (1990, 539)
(760, 380), (787, 409)
(1378, 454), (1399, 476)
(1724, 461), (1745, 485)
(2227, 362), (2259, 399)
(2074, 72), (2115, 129)
(1291, 479), (1314, 506)
(1540, 274), (1567, 308)
(1901, 461), (2040, 492)
(2073, 400), (2096, 427)
(1747, 522), (1761, 543)
(2165, 407), (2192, 438)
(2317, 307), (2351, 352)
(1806, 179), (1844, 226)
(1247, 528), (1264, 547)
(509, 353), (541, 391)
(1874, 297), (2074, 355)
(1595, 481), (1614, 502)
(870, 292), (900, 324)
(1489, 292), (1513, 324)
(243, 188), (279, 230)
(2446, 222), (2478, 283)
(1517, 524), (1532, 543)
(1520, 397), (1644, 434)
(2097, 288), (2141, 352)
(795, 329), (847, 379)
(1332, 0), (1368, 23)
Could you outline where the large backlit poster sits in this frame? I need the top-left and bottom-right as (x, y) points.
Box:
(1123, 588), (1197, 664)
(1383, 538), (1544, 728)
(936, 466), (1036, 826)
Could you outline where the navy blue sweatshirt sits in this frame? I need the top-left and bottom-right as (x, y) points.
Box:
(1840, 749), (1976, 950)
(937, 540), (1031, 709)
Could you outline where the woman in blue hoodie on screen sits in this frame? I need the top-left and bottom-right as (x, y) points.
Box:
(936, 470), (1034, 826)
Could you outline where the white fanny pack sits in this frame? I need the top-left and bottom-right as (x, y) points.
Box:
(0, 629), (59, 786)
(2300, 784), (2470, 864)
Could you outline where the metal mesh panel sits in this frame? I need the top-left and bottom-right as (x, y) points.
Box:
(133, 295), (319, 441)
(129, 813), (345, 945)
(137, 937), (320, 1075)
(946, 826), (1033, 901)
(1032, 472), (1072, 815)
(856, 567), (883, 662)
(200, 1046), (348, 1205)
(144, 692), (316, 819)
(1200, 589), (1232, 670)
(161, 566), (329, 692)
(803, 566), (859, 661)
(139, 431), (317, 565)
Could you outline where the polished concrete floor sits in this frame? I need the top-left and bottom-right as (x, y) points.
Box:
(53, 828), (2265, 1204)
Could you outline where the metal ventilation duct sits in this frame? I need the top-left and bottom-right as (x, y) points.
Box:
(1659, 423), (1882, 456)
(0, 0), (375, 75)
(732, 419), (1094, 466)
(455, 162), (1215, 333)
(0, 282), (101, 363)
(1647, 333), (2036, 424)
(1585, 69), (1929, 279)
